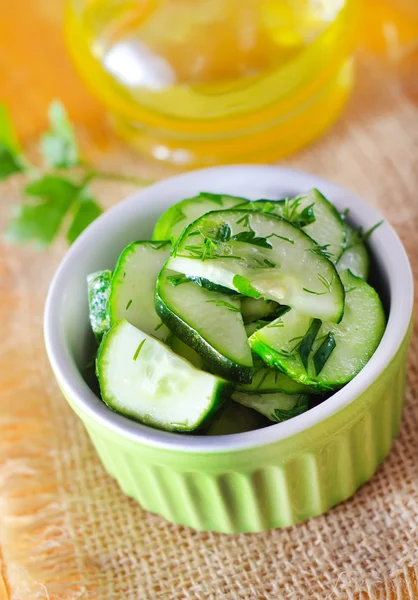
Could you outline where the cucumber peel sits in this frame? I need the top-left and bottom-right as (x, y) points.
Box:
(168, 209), (345, 323)
(109, 240), (171, 341)
(249, 270), (386, 391)
(97, 320), (230, 432)
(87, 270), (112, 342)
(156, 267), (253, 383)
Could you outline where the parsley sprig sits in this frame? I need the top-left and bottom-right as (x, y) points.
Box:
(1, 101), (151, 248)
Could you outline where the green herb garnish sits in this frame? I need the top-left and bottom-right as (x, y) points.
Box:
(345, 220), (384, 251)
(236, 213), (251, 227)
(262, 258), (277, 268)
(298, 319), (322, 370)
(232, 230), (272, 249)
(306, 244), (332, 260)
(1, 101), (151, 248)
(233, 275), (261, 298)
(266, 319), (284, 328)
(154, 321), (164, 331)
(40, 101), (79, 169)
(273, 400), (308, 422)
(167, 274), (190, 286)
(313, 332), (336, 374)
(265, 232), (295, 245)
(302, 287), (327, 296)
(206, 300), (240, 312)
(133, 339), (146, 361)
(125, 299), (133, 310)
(253, 318), (273, 330)
(254, 369), (269, 389)
(218, 223), (231, 242)
(303, 273), (333, 296)
(317, 273), (333, 293)
(281, 196), (316, 228)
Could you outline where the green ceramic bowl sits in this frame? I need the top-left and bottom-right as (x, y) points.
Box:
(44, 166), (413, 533)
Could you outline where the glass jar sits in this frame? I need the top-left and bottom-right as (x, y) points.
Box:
(66, 0), (360, 166)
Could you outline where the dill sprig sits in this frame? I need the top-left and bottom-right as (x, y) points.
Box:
(206, 300), (240, 312)
(133, 339), (146, 361)
(306, 244), (332, 260)
(345, 220), (384, 251)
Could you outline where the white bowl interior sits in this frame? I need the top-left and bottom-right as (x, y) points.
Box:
(44, 166), (413, 452)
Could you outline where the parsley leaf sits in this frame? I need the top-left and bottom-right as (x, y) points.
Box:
(232, 230), (272, 249)
(0, 145), (23, 180)
(298, 319), (322, 370)
(233, 274), (261, 298)
(66, 193), (102, 244)
(313, 332), (336, 375)
(40, 101), (79, 168)
(25, 175), (80, 201)
(6, 176), (80, 247)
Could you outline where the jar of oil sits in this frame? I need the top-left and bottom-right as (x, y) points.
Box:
(66, 0), (359, 166)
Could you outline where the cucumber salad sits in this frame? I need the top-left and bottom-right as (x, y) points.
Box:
(87, 189), (386, 435)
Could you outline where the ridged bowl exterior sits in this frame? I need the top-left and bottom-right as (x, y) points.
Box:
(61, 327), (410, 534)
(45, 166), (414, 534)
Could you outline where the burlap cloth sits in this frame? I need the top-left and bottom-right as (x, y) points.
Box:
(0, 56), (418, 600)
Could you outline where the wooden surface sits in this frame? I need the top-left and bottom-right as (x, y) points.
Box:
(1, 1), (418, 599)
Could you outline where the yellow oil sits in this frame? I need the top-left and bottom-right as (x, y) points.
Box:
(66, 0), (359, 166)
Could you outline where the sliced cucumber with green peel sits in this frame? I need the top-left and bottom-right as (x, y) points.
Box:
(337, 223), (370, 279)
(156, 267), (253, 383)
(237, 365), (315, 395)
(109, 240), (171, 341)
(187, 275), (239, 296)
(241, 297), (281, 324)
(97, 320), (229, 432)
(240, 189), (345, 261)
(232, 391), (309, 422)
(206, 402), (268, 435)
(249, 270), (386, 391)
(170, 336), (203, 369)
(153, 192), (248, 242)
(168, 209), (345, 323)
(87, 270), (112, 342)
(294, 189), (345, 261)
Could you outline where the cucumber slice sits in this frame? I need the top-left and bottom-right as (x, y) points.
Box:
(337, 223), (370, 279)
(206, 402), (268, 435)
(236, 365), (315, 395)
(241, 297), (281, 324)
(97, 320), (230, 432)
(295, 190), (345, 261)
(242, 189), (345, 261)
(188, 275), (239, 296)
(170, 336), (203, 369)
(249, 270), (386, 391)
(153, 192), (248, 242)
(232, 391), (309, 422)
(87, 270), (112, 342)
(109, 240), (171, 341)
(245, 322), (261, 337)
(168, 209), (345, 323)
(156, 267), (253, 383)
